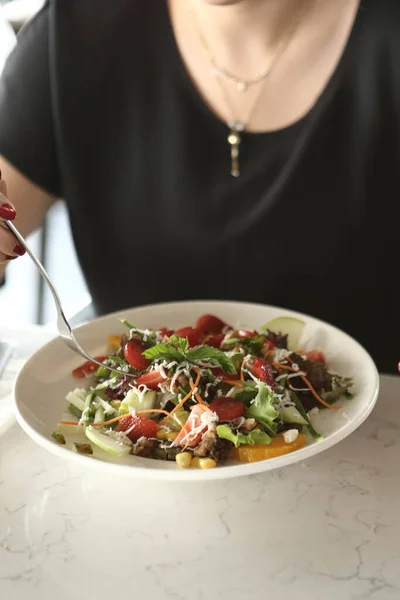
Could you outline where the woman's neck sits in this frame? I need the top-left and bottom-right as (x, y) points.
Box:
(188, 0), (306, 76)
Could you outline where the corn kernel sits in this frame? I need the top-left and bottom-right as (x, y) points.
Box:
(157, 429), (167, 441)
(199, 458), (217, 470)
(108, 334), (121, 350)
(111, 400), (121, 409)
(190, 457), (201, 468)
(166, 431), (178, 441)
(175, 452), (192, 468)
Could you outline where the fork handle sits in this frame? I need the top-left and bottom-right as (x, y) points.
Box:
(6, 220), (136, 379)
(6, 220), (64, 310)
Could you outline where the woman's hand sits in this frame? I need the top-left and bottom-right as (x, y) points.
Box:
(0, 169), (26, 264)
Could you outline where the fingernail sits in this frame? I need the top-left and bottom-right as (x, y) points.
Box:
(5, 255), (17, 260)
(0, 168), (2, 179)
(0, 203), (16, 220)
(12, 243), (26, 256)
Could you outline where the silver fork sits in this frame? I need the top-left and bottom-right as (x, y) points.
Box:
(7, 220), (135, 378)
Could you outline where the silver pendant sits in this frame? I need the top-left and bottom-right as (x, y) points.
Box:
(236, 81), (247, 92)
(227, 122), (244, 178)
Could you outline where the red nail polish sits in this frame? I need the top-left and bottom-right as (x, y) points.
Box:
(13, 243), (26, 256)
(0, 203), (16, 220)
(0, 168), (2, 178)
(5, 255), (17, 260)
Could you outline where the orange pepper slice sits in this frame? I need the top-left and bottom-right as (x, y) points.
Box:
(232, 433), (307, 463)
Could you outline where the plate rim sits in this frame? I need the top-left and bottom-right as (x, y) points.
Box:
(13, 299), (380, 481)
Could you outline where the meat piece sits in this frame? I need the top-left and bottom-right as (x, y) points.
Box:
(116, 334), (129, 358)
(131, 438), (159, 458)
(193, 428), (218, 457)
(177, 374), (189, 388)
(211, 439), (234, 463)
(239, 418), (263, 434)
(154, 446), (181, 461)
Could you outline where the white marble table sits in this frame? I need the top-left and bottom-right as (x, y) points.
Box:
(0, 327), (399, 600)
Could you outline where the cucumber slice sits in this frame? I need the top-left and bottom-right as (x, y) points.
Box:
(68, 404), (83, 419)
(85, 426), (131, 457)
(65, 388), (88, 412)
(119, 388), (157, 414)
(259, 316), (305, 351)
(55, 421), (84, 436)
(94, 406), (105, 424)
(280, 406), (308, 426)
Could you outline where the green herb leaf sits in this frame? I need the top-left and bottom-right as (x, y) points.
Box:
(201, 369), (217, 383)
(142, 343), (186, 363)
(142, 336), (236, 375)
(168, 335), (189, 353)
(106, 356), (128, 365)
(120, 320), (157, 345)
(216, 425), (271, 448)
(186, 345), (236, 375)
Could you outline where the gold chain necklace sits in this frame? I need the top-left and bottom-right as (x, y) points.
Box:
(189, 1), (305, 177)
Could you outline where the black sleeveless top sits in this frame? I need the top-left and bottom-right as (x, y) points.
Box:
(1, 0), (400, 373)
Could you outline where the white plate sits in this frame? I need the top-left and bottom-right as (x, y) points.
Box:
(13, 301), (379, 481)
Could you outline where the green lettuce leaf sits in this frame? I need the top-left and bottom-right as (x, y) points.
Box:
(216, 425), (271, 448)
(232, 381), (257, 404)
(223, 335), (265, 356)
(245, 381), (279, 434)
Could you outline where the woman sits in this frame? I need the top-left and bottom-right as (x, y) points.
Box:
(0, 0), (398, 372)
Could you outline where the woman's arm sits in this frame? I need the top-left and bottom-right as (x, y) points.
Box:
(0, 156), (54, 277)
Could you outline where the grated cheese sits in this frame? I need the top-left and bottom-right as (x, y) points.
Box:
(283, 429), (299, 443)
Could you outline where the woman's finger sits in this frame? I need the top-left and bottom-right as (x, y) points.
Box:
(0, 168), (7, 197)
(0, 252), (17, 265)
(0, 191), (16, 221)
(0, 171), (25, 260)
(0, 221), (25, 257)
(0, 169), (13, 218)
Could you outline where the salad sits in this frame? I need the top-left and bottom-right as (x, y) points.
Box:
(52, 314), (353, 470)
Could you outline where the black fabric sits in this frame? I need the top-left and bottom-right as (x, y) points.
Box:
(0, 0), (399, 373)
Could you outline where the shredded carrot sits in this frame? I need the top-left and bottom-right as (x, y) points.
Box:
(60, 420), (80, 426)
(137, 409), (170, 416)
(160, 370), (201, 425)
(90, 414), (130, 427)
(190, 368), (208, 406)
(189, 379), (209, 408)
(240, 363), (245, 381)
(222, 379), (243, 387)
(286, 356), (341, 410)
(159, 391), (192, 425)
(272, 362), (295, 372)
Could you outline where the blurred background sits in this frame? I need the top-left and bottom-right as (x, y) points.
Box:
(0, 0), (91, 327)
